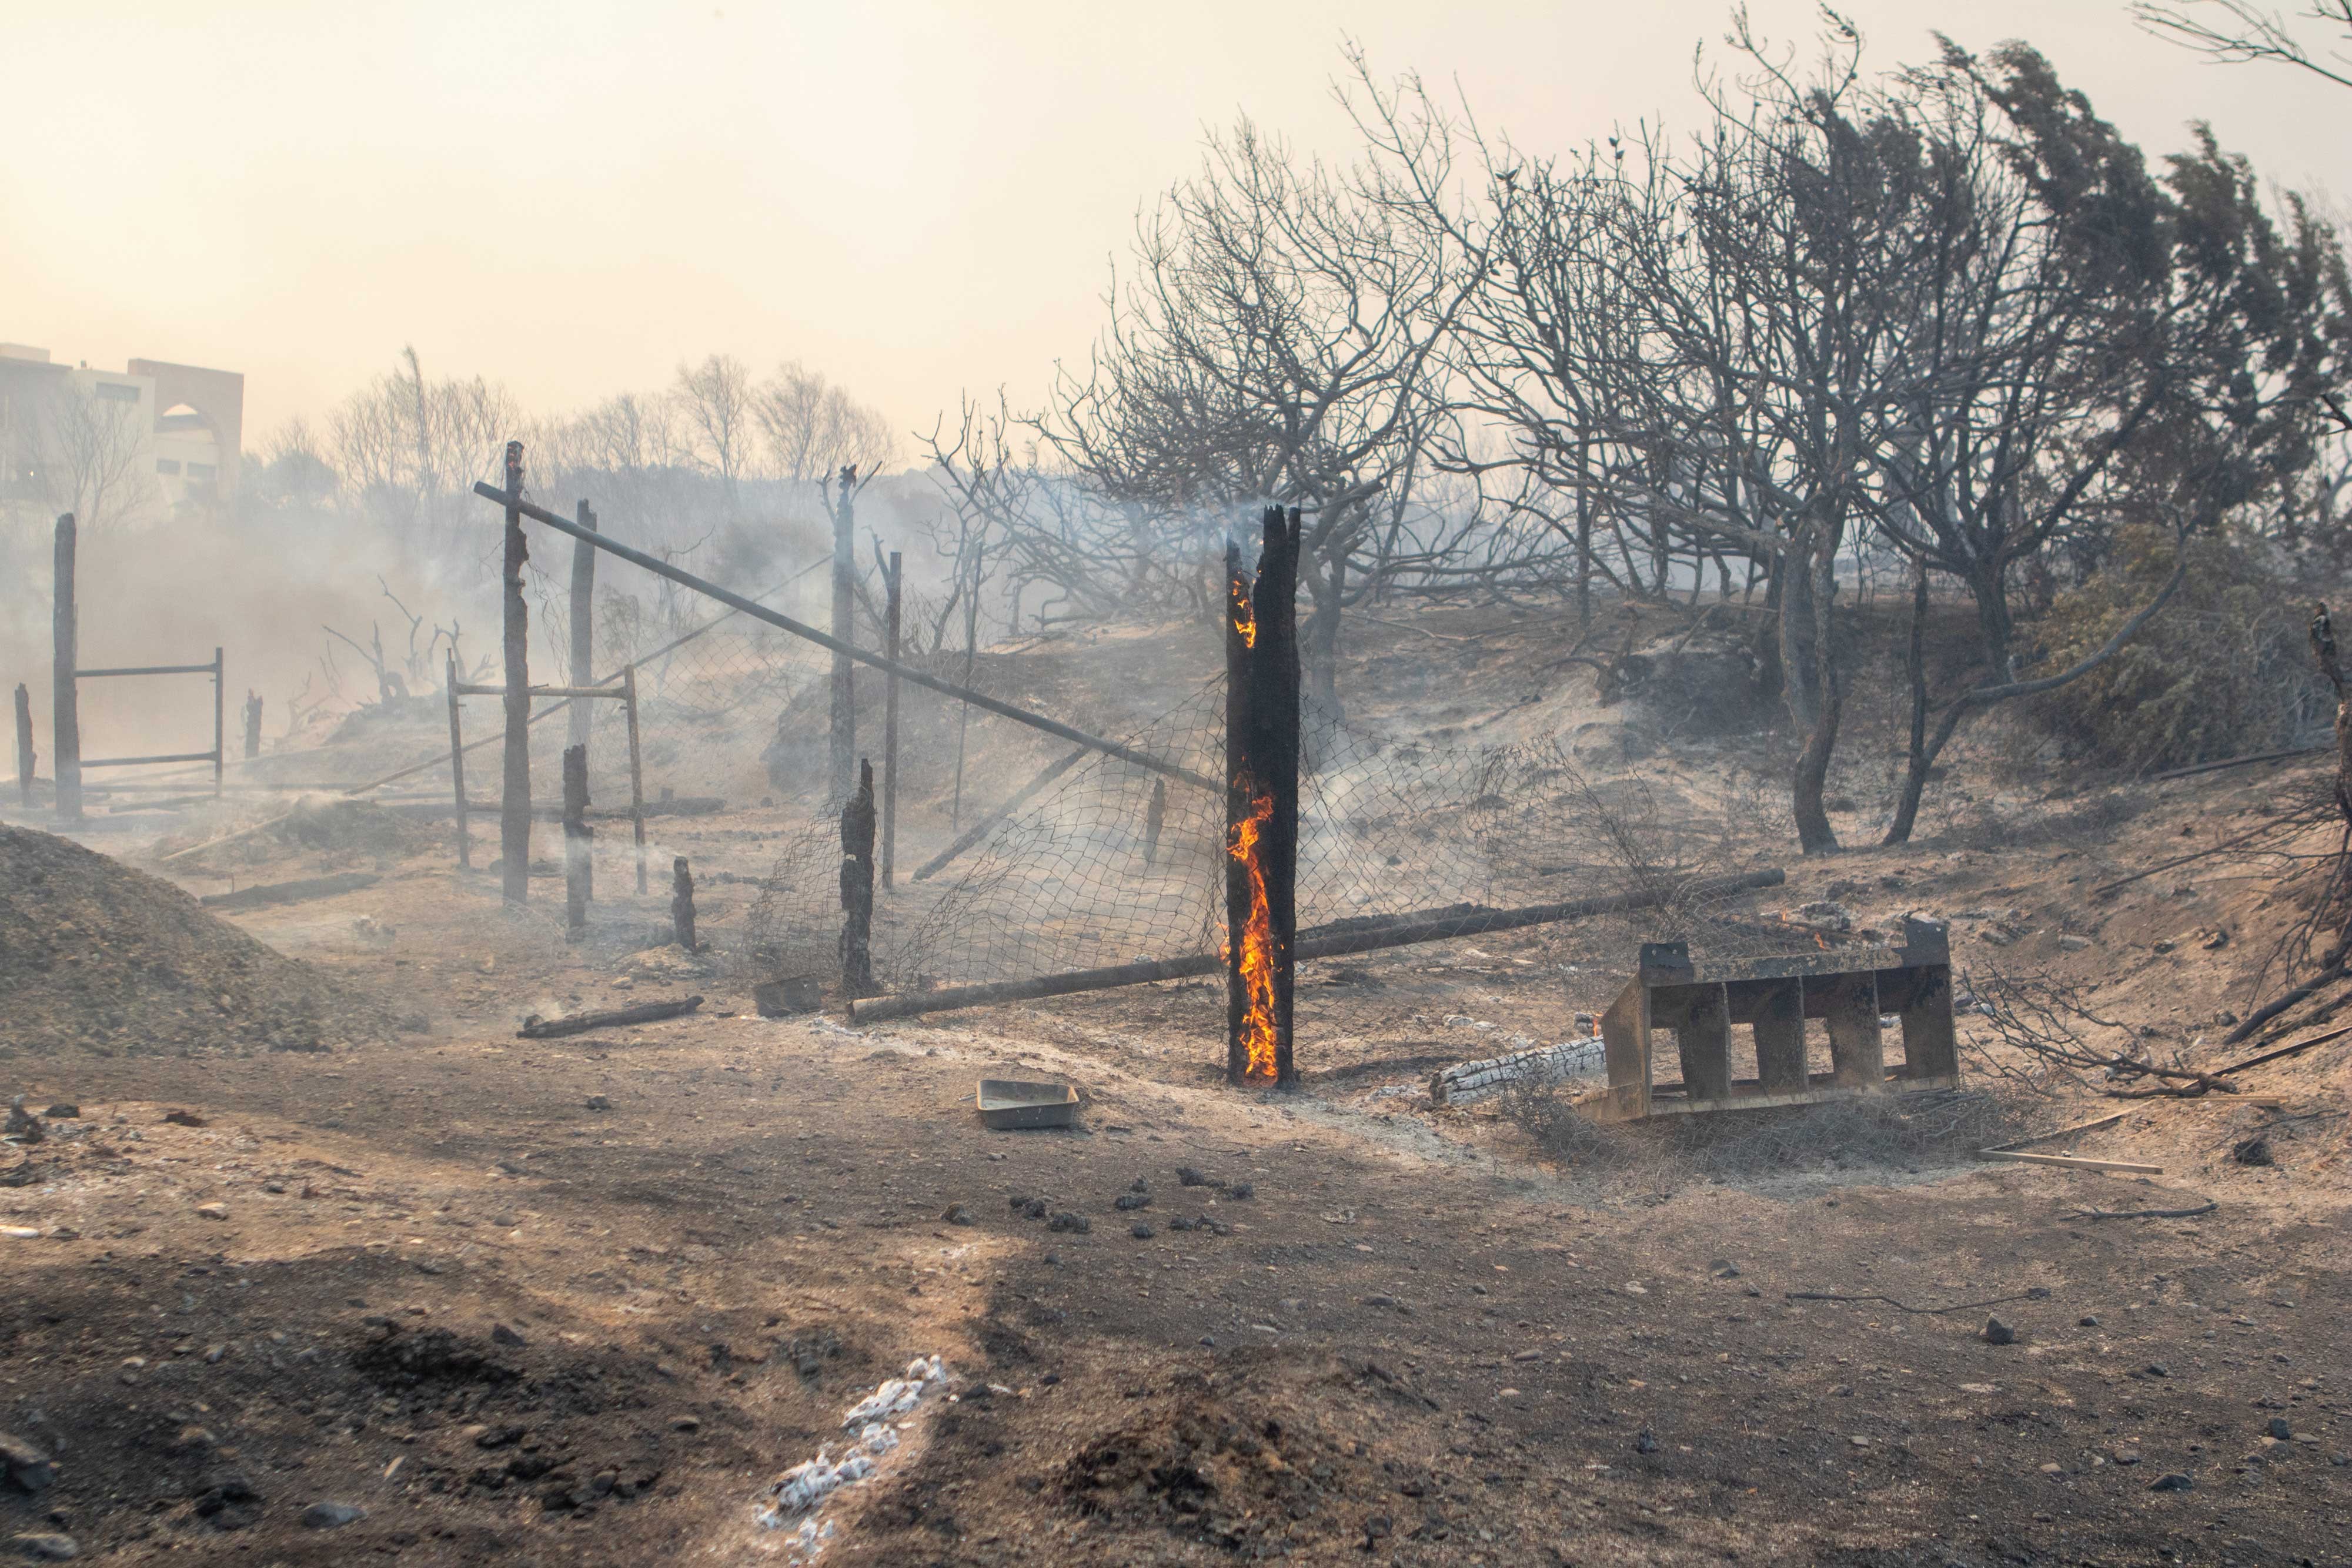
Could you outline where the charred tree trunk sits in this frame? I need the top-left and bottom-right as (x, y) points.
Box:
(670, 856), (697, 952)
(242, 690), (263, 760)
(2315, 604), (2352, 834)
(499, 443), (532, 904)
(562, 742), (592, 937)
(840, 757), (877, 997)
(1226, 507), (1302, 1089)
(52, 514), (79, 824)
(882, 550), (901, 889)
(1780, 543), (1841, 855)
(1883, 563), (1934, 847)
(828, 466), (858, 802)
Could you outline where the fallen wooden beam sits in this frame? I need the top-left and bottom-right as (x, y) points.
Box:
(1975, 1150), (2163, 1175)
(1431, 1038), (1604, 1104)
(847, 868), (1786, 1024)
(199, 871), (381, 911)
(2214, 1022), (2352, 1078)
(517, 995), (703, 1039)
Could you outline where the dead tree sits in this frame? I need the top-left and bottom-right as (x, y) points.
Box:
(1226, 507), (1302, 1088)
(499, 442), (532, 905)
(562, 743), (592, 937)
(840, 758), (877, 997)
(242, 690), (263, 760)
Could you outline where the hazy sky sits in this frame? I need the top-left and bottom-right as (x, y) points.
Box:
(6, 1), (2347, 456)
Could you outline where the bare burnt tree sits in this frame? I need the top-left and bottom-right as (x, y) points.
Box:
(754, 361), (897, 515)
(1043, 115), (1475, 728)
(673, 353), (756, 518)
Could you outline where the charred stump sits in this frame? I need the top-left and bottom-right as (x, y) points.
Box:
(562, 742), (593, 937)
(499, 442), (532, 906)
(242, 690), (263, 760)
(1225, 506), (1302, 1088)
(671, 856), (697, 952)
(840, 757), (878, 997)
(12, 683), (31, 805)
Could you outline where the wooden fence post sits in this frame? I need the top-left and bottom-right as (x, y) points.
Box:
(243, 690), (263, 760)
(13, 684), (33, 806)
(623, 664), (647, 894)
(1225, 506), (1302, 1088)
(499, 442), (531, 904)
(828, 465), (858, 801)
(840, 757), (877, 997)
(52, 513), (79, 824)
(211, 647), (225, 798)
(445, 656), (470, 868)
(568, 500), (597, 753)
(882, 549), (901, 889)
(562, 742), (592, 937)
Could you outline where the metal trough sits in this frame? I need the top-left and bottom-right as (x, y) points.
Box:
(975, 1078), (1083, 1131)
(1589, 916), (1958, 1121)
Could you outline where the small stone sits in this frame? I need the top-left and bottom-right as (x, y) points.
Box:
(1855, 1436), (1876, 1449)
(300, 1502), (365, 1529)
(203, 1345), (225, 1364)
(176, 1426), (218, 1450)
(1633, 1430), (1659, 1455)
(940, 1203), (973, 1225)
(1982, 1316), (2016, 1346)
(40, 1105), (77, 1121)
(2148, 1472), (2193, 1492)
(1130, 1177), (1149, 1193)
(1113, 1192), (1151, 1212)
(195, 1203), (228, 1222)
(1169, 1215), (1197, 1232)
(1362, 1295), (1396, 1309)
(1048, 1212), (1091, 1234)
(2113, 1447), (2140, 1464)
(2144, 1362), (2170, 1378)
(490, 1323), (526, 1348)
(2037, 1461), (2062, 1474)
(2056, 935), (2092, 952)
(2078, 1316), (2099, 1328)
(10, 1535), (77, 1562)
(1177, 1166), (1210, 1187)
(2233, 1137), (2274, 1167)
(670, 1415), (701, 1433)
(1130, 1222), (1154, 1239)
(1228, 1182), (1254, 1201)
(584, 1095), (612, 1112)
(0, 1432), (55, 1492)
(262, 1182), (285, 1195)
(2268, 1417), (2293, 1440)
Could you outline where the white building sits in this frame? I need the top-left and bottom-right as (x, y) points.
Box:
(0, 342), (243, 519)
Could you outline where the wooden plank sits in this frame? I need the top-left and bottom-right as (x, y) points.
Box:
(1983, 1112), (2126, 1152)
(1676, 982), (1733, 1101)
(1975, 1150), (2163, 1175)
(1751, 978), (1807, 1094)
(1821, 971), (1885, 1091)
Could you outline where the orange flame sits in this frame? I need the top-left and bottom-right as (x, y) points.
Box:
(1228, 784), (1279, 1082)
(1230, 574), (1258, 648)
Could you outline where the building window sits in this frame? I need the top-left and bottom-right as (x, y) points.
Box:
(156, 458), (182, 474)
(186, 462), (216, 480)
(95, 382), (141, 403)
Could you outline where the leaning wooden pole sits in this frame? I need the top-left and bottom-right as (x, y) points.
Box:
(499, 442), (532, 904)
(1226, 506), (1302, 1088)
(445, 654), (470, 868)
(847, 870), (1788, 1025)
(52, 513), (81, 823)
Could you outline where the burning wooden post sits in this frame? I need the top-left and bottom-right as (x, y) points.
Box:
(840, 757), (878, 997)
(671, 856), (697, 951)
(499, 442), (532, 905)
(12, 683), (32, 805)
(1225, 506), (1302, 1088)
(881, 550), (902, 889)
(562, 742), (592, 937)
(52, 513), (80, 823)
(827, 465), (858, 802)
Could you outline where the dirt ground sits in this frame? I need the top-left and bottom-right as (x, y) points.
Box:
(4, 600), (2348, 1567)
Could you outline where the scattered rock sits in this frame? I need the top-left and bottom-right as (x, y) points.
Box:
(2268, 1417), (2293, 1440)
(1129, 1177), (1149, 1193)
(2, 1100), (41, 1144)
(10, 1534), (76, 1561)
(583, 1095), (612, 1112)
(300, 1502), (364, 1529)
(2113, 1448), (2140, 1465)
(1048, 1212), (1091, 1234)
(670, 1415), (701, 1433)
(1130, 1222), (1154, 1239)
(1228, 1182), (1254, 1201)
(2143, 1363), (2170, 1378)
(2148, 1472), (2193, 1492)
(195, 1203), (228, 1221)
(1634, 1430), (1659, 1455)
(2056, 935), (2092, 952)
(1362, 1295), (1397, 1309)
(163, 1109), (206, 1128)
(39, 1105), (76, 1121)
(2078, 1316), (2099, 1328)
(490, 1323), (526, 1348)
(1112, 1192), (1151, 1212)
(0, 1432), (53, 1492)
(1177, 1166), (1211, 1187)
(940, 1203), (973, 1225)
(1982, 1316), (2016, 1346)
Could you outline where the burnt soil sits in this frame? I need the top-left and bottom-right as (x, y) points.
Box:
(0, 601), (2346, 1567)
